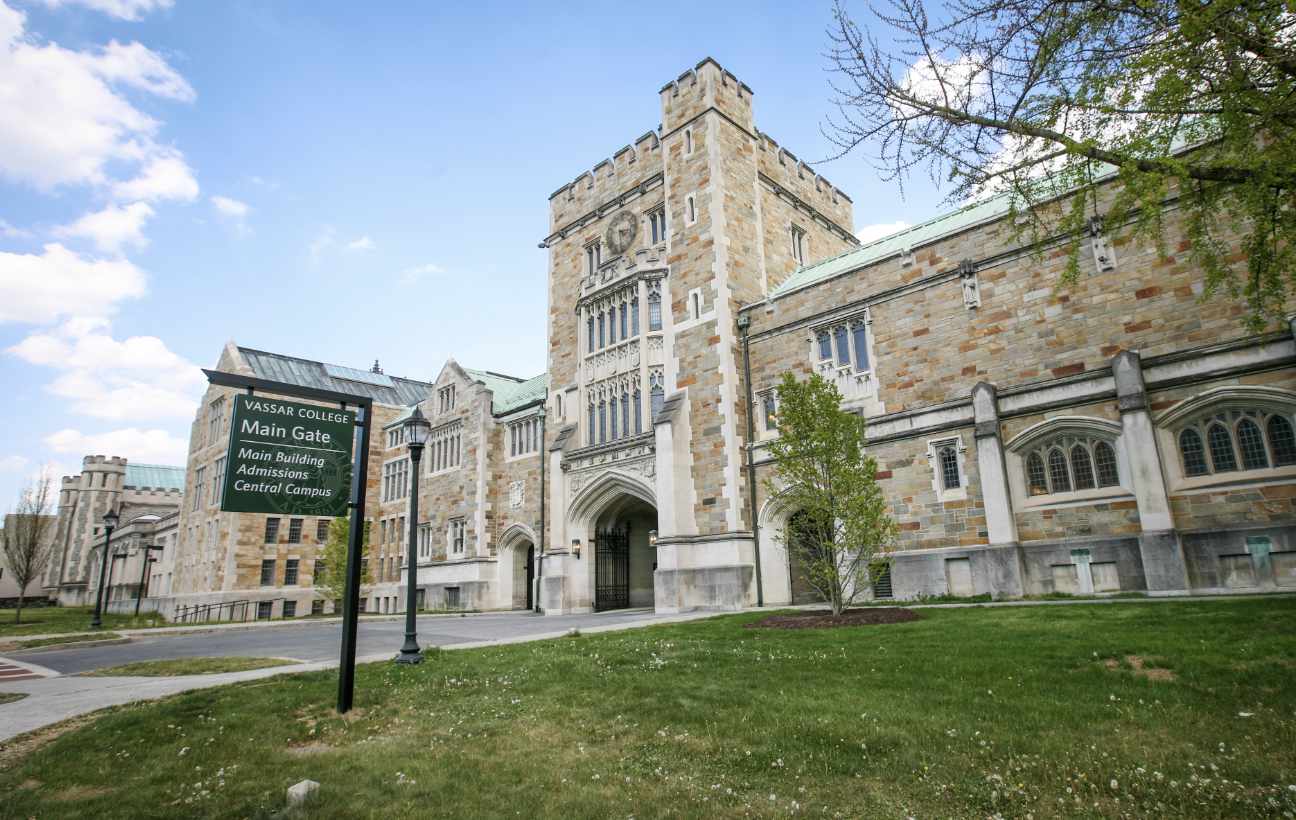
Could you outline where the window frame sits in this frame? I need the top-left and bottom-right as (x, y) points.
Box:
(1163, 402), (1296, 491)
(926, 436), (968, 502)
(1008, 421), (1130, 509)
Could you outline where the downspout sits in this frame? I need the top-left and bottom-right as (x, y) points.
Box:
(535, 406), (546, 613)
(737, 313), (764, 607)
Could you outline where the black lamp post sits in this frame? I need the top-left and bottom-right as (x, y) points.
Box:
(89, 508), (120, 629)
(395, 405), (432, 665)
(135, 544), (164, 617)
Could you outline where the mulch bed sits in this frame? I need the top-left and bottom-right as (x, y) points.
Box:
(744, 607), (920, 630)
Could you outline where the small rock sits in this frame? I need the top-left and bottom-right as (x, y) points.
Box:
(287, 779), (319, 807)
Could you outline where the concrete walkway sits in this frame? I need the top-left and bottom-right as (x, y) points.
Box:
(0, 608), (721, 743)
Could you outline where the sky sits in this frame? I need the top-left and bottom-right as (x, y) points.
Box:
(0, 0), (948, 508)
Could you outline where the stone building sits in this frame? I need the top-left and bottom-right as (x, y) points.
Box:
(99, 509), (179, 615)
(166, 58), (1295, 616)
(43, 456), (184, 606)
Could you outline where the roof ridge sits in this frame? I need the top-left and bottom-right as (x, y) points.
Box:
(238, 345), (433, 387)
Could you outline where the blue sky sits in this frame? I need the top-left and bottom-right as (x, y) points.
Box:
(0, 0), (946, 506)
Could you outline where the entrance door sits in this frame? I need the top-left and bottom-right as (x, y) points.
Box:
(595, 526), (630, 611)
(787, 510), (827, 605)
(525, 545), (535, 610)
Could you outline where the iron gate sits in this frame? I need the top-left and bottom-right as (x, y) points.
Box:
(595, 526), (630, 611)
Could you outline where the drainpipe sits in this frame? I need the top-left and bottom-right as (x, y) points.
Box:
(535, 406), (546, 613)
(737, 313), (764, 607)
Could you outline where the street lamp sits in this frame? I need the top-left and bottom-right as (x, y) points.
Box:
(395, 405), (432, 665)
(89, 508), (120, 629)
(135, 543), (165, 617)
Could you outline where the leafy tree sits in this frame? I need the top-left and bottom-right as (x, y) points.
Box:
(765, 373), (898, 615)
(315, 516), (372, 609)
(2, 474), (56, 624)
(825, 0), (1296, 326)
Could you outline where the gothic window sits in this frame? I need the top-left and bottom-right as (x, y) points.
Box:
(851, 321), (869, 371)
(813, 314), (873, 374)
(1070, 444), (1096, 490)
(833, 325), (849, 367)
(762, 392), (778, 432)
(1094, 441), (1119, 487)
(634, 388), (642, 433)
(438, 385), (456, 413)
(1026, 452), (1048, 496)
(648, 287), (662, 331)
(937, 444), (960, 490)
(588, 403), (596, 446)
(620, 302), (628, 339)
(587, 314), (595, 353)
(598, 400), (607, 444)
(1176, 408), (1296, 477)
(631, 295), (640, 336)
(649, 207), (667, 244)
(817, 331), (831, 361)
(508, 417), (540, 457)
(608, 306), (617, 344)
(651, 386), (664, 420)
(685, 193), (697, 226)
(1047, 449), (1071, 493)
(598, 313), (605, 348)
(621, 391), (630, 437)
(1269, 416), (1296, 466)
(609, 397), (618, 440)
(585, 240), (601, 275)
(1236, 418), (1269, 469)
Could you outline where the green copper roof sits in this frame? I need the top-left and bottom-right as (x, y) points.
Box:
(769, 191), (1013, 299)
(464, 369), (547, 416)
(125, 463), (185, 491)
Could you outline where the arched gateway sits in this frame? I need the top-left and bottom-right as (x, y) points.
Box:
(565, 470), (659, 611)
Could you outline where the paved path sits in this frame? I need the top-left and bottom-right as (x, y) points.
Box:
(0, 609), (718, 742)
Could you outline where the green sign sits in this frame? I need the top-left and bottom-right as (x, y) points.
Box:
(220, 395), (355, 516)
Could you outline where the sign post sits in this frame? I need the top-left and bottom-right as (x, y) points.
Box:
(205, 369), (372, 714)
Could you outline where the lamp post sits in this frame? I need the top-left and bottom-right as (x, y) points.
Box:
(89, 508), (120, 629)
(395, 405), (432, 664)
(135, 544), (164, 617)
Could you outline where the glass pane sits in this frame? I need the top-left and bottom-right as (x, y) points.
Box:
(852, 323), (869, 371)
(651, 386), (664, 420)
(1047, 449), (1071, 493)
(634, 389), (642, 434)
(1094, 442), (1119, 486)
(1179, 429), (1208, 476)
(1027, 453), (1048, 495)
(588, 405), (596, 446)
(1207, 423), (1237, 472)
(763, 395), (777, 431)
(833, 325), (849, 366)
(1070, 444), (1095, 490)
(1268, 415), (1296, 466)
(622, 393), (630, 436)
(817, 332), (831, 361)
(620, 303), (628, 338)
(598, 402), (606, 444)
(1236, 419), (1269, 469)
(631, 297), (640, 335)
(938, 446), (960, 490)
(648, 295), (662, 331)
(609, 400), (618, 439)
(588, 316), (595, 352)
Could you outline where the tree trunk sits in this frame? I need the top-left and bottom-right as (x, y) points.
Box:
(14, 591), (24, 624)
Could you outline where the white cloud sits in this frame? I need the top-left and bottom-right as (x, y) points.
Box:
(398, 263), (445, 285)
(55, 201), (154, 252)
(0, 455), (29, 473)
(7, 318), (204, 421)
(0, 244), (146, 324)
(856, 221), (910, 245)
(0, 218), (30, 239)
(307, 226), (336, 264)
(210, 195), (249, 219)
(112, 150), (199, 202)
(45, 427), (187, 465)
(40, 0), (173, 21)
(345, 235), (374, 252)
(0, 2), (195, 192)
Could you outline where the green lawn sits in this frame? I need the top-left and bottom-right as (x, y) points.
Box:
(0, 606), (166, 638)
(5, 633), (124, 650)
(2, 598), (1294, 818)
(85, 657), (297, 677)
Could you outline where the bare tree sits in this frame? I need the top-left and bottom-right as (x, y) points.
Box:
(2, 473), (56, 624)
(825, 0), (1296, 327)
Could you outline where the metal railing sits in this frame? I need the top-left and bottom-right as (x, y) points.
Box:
(174, 599), (252, 624)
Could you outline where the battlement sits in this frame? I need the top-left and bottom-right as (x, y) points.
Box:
(548, 130), (664, 230)
(756, 130), (855, 235)
(660, 57), (753, 133)
(82, 455), (128, 469)
(123, 485), (184, 502)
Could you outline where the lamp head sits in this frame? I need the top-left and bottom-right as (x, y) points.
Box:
(403, 405), (432, 447)
(102, 508), (120, 529)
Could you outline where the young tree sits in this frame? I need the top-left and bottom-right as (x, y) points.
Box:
(825, 0), (1296, 327)
(2, 474), (56, 624)
(765, 373), (898, 614)
(314, 517), (372, 609)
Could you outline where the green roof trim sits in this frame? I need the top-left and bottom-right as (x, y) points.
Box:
(769, 191), (1013, 299)
(125, 463), (185, 492)
(464, 368), (547, 416)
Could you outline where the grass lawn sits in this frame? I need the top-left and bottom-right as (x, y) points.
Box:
(4, 633), (125, 650)
(0, 606), (166, 638)
(1, 598), (1294, 818)
(85, 657), (297, 677)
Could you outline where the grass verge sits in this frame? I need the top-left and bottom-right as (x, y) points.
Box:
(84, 657), (297, 677)
(0, 692), (28, 706)
(4, 633), (124, 651)
(1, 598), (1294, 818)
(0, 607), (167, 638)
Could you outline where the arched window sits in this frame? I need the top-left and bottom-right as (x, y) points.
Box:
(621, 391), (630, 437)
(1026, 453), (1048, 496)
(633, 388), (642, 434)
(597, 314), (605, 348)
(607, 307), (617, 344)
(587, 315), (595, 353)
(1094, 441), (1119, 487)
(648, 289), (662, 331)
(598, 401), (607, 444)
(650, 385), (664, 421)
(937, 444), (960, 490)
(1207, 423), (1237, 472)
(588, 404), (596, 447)
(1236, 418), (1269, 470)
(619, 302), (628, 339)
(1070, 444), (1095, 490)
(1047, 449), (1071, 493)
(1179, 429), (1208, 476)
(609, 397), (618, 440)
(631, 295), (640, 336)
(1269, 415), (1296, 466)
